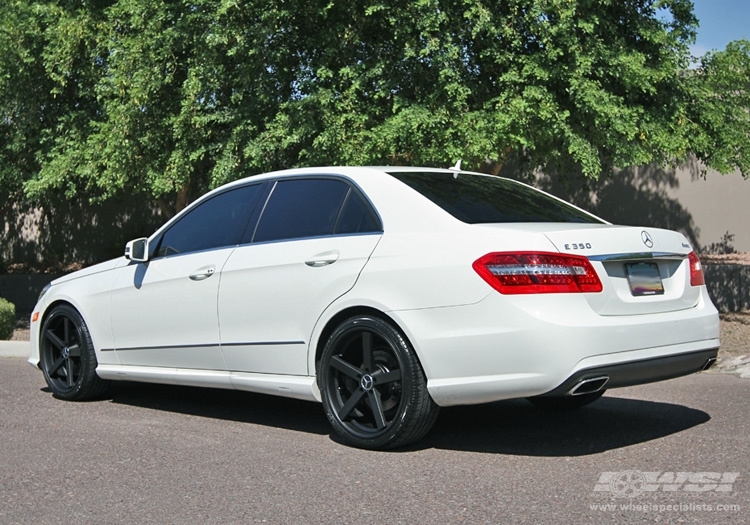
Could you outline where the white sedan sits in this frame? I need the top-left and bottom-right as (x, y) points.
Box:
(28, 166), (720, 449)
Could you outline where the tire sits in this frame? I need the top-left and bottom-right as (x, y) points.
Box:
(39, 304), (109, 400)
(526, 390), (605, 410)
(318, 315), (439, 450)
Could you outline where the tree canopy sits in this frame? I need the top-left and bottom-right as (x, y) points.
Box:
(1, 0), (749, 216)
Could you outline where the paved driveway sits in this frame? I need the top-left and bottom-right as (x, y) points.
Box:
(1, 357), (747, 524)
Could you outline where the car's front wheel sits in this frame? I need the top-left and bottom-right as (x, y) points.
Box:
(319, 315), (439, 449)
(40, 304), (109, 400)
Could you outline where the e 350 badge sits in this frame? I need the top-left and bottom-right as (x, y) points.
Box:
(564, 242), (592, 250)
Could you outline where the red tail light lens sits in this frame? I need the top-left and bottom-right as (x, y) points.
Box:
(473, 252), (603, 294)
(688, 251), (705, 286)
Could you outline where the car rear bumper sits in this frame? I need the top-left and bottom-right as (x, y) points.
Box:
(536, 347), (718, 397)
(391, 288), (720, 407)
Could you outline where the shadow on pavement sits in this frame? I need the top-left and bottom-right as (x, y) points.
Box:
(107, 381), (709, 456)
(419, 396), (710, 456)
(108, 381), (331, 436)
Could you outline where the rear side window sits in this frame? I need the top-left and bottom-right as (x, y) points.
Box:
(335, 191), (381, 234)
(388, 171), (603, 224)
(252, 178), (380, 243)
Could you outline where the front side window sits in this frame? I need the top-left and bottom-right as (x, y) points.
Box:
(156, 183), (264, 257)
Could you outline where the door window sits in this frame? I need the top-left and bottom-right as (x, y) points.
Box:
(252, 179), (351, 243)
(155, 183), (264, 257)
(334, 190), (381, 234)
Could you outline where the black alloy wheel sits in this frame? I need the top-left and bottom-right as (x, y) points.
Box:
(319, 316), (439, 449)
(40, 304), (109, 400)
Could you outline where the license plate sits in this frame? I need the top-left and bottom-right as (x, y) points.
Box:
(625, 262), (664, 296)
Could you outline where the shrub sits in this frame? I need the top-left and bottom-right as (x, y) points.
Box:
(0, 297), (15, 340)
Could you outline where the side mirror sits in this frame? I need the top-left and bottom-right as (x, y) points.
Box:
(125, 238), (150, 262)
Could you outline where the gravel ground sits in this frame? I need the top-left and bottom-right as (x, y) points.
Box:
(714, 311), (750, 375)
(11, 316), (29, 342)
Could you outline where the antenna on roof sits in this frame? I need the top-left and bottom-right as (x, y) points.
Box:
(449, 159), (462, 172)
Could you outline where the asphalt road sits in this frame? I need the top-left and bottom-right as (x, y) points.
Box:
(1, 357), (748, 524)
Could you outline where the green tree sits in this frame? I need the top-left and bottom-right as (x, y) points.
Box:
(1, 0), (749, 217)
(0, 0), (108, 210)
(689, 39), (750, 177)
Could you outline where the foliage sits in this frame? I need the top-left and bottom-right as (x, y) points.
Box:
(1, 0), (749, 216)
(0, 297), (15, 340)
(701, 231), (737, 255)
(688, 40), (750, 177)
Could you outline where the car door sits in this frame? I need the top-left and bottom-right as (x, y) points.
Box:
(218, 177), (382, 376)
(109, 183), (265, 369)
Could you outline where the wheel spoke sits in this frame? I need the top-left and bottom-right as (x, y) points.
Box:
(330, 355), (362, 381)
(338, 387), (366, 421)
(367, 389), (387, 429)
(67, 344), (81, 358)
(48, 356), (66, 376)
(66, 358), (75, 387)
(64, 317), (71, 346)
(373, 369), (400, 385)
(362, 331), (373, 372)
(44, 330), (65, 351)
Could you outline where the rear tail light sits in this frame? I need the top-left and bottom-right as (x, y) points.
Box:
(688, 251), (705, 286)
(473, 252), (603, 294)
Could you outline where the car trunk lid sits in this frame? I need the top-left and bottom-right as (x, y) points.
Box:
(540, 224), (701, 315)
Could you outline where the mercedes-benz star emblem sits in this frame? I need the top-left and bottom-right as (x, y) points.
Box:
(360, 374), (375, 391)
(641, 231), (654, 248)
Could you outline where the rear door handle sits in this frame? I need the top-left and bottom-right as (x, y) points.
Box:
(305, 251), (340, 267)
(189, 265), (216, 281)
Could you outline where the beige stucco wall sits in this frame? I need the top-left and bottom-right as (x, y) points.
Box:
(515, 161), (749, 254)
(668, 168), (750, 253)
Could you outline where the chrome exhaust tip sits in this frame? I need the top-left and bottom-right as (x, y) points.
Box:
(702, 357), (717, 371)
(568, 375), (609, 396)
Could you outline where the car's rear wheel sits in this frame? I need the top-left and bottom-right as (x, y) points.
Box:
(319, 315), (439, 449)
(526, 390), (605, 410)
(40, 304), (109, 400)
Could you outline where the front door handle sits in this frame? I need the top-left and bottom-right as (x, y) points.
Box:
(305, 251), (340, 267)
(189, 265), (216, 281)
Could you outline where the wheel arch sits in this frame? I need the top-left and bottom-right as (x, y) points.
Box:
(34, 298), (102, 364)
(40, 298), (78, 320)
(312, 306), (425, 379)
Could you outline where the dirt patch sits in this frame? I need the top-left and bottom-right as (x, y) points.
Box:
(11, 316), (30, 342)
(11, 328), (30, 342)
(714, 311), (750, 375)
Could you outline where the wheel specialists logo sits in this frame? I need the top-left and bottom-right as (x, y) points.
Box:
(594, 471), (740, 498)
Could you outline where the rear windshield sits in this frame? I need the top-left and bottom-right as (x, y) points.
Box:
(388, 171), (603, 224)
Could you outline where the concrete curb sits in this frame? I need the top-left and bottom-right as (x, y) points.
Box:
(0, 341), (30, 358)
